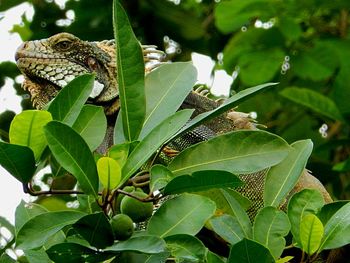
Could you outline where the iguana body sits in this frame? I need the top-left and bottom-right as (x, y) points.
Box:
(15, 33), (332, 216)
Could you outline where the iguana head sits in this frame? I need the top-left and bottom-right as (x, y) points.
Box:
(15, 32), (119, 109)
(15, 32), (164, 114)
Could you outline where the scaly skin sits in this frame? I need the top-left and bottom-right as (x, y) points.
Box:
(15, 32), (163, 114)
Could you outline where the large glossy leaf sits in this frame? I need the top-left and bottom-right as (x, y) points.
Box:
(72, 105), (107, 151)
(23, 248), (52, 263)
(264, 140), (313, 207)
(319, 201), (350, 250)
(164, 234), (206, 262)
(9, 110), (52, 160)
(207, 251), (225, 263)
(47, 243), (114, 263)
(121, 109), (193, 186)
(16, 211), (86, 250)
(0, 142), (35, 183)
(147, 193), (216, 238)
(169, 130), (290, 176)
(228, 238), (275, 263)
(97, 157), (121, 190)
(48, 74), (94, 126)
(317, 201), (348, 225)
(15, 201), (48, 234)
(44, 121), (98, 197)
(280, 87), (344, 121)
(210, 214), (245, 245)
(199, 188), (251, 223)
(300, 214), (324, 255)
(72, 212), (114, 249)
(108, 143), (130, 167)
(140, 62), (197, 138)
(253, 207), (290, 259)
(113, 0), (145, 141)
(150, 164), (174, 192)
(287, 189), (324, 246)
(163, 170), (243, 195)
(174, 83), (277, 139)
(105, 235), (167, 254)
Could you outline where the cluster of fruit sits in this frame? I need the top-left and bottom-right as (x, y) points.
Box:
(110, 186), (153, 240)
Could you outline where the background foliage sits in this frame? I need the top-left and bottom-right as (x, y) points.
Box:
(0, 0), (349, 261)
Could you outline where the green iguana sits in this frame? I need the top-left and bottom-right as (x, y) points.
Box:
(15, 32), (332, 216)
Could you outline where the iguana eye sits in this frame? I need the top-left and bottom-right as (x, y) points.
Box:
(55, 40), (72, 51)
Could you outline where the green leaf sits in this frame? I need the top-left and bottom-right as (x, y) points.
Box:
(300, 214), (324, 255)
(264, 139), (313, 207)
(0, 216), (15, 236)
(278, 17), (302, 41)
(287, 189), (324, 246)
(9, 110), (52, 160)
(147, 193), (216, 238)
(16, 211), (86, 250)
(44, 121), (98, 197)
(275, 256), (294, 263)
(280, 87), (344, 121)
(164, 234), (206, 262)
(175, 83), (277, 139)
(47, 243), (114, 263)
(72, 105), (107, 151)
(113, 0), (145, 141)
(97, 157), (121, 190)
(317, 201), (349, 225)
(0, 141), (35, 183)
(253, 207), (290, 259)
(163, 170), (243, 195)
(48, 74), (94, 126)
(150, 164), (174, 192)
(15, 201), (48, 234)
(238, 49), (285, 86)
(210, 214), (246, 245)
(141, 252), (170, 263)
(319, 201), (350, 250)
(292, 52), (334, 82)
(199, 189), (252, 227)
(23, 248), (52, 263)
(0, 254), (16, 263)
(206, 251), (225, 263)
(215, 0), (270, 33)
(72, 212), (114, 249)
(121, 109), (193, 186)
(105, 235), (167, 254)
(108, 143), (130, 167)
(140, 62), (197, 138)
(169, 130), (290, 176)
(228, 238), (275, 263)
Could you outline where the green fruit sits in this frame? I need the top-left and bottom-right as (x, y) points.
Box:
(120, 190), (153, 223)
(114, 186), (135, 213)
(110, 214), (134, 240)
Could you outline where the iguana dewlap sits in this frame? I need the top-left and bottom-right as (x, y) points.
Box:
(15, 33), (332, 216)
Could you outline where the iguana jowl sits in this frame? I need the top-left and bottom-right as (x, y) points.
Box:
(15, 32), (332, 216)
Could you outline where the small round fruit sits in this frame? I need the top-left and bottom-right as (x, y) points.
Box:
(120, 191), (153, 223)
(110, 214), (134, 240)
(113, 186), (135, 213)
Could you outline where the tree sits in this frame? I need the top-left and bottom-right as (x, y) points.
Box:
(0, 0), (350, 262)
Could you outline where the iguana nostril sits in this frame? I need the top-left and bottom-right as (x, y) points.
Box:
(14, 42), (28, 61)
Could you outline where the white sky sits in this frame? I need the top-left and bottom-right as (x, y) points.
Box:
(0, 3), (232, 224)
